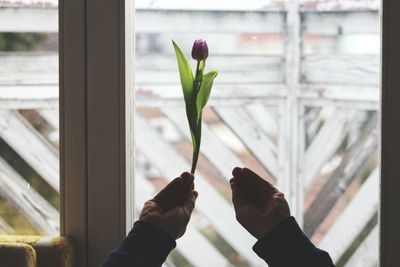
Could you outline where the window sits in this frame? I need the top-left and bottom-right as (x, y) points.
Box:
(133, 0), (380, 266)
(0, 0), (386, 266)
(57, 0), (400, 266)
(0, 0), (59, 235)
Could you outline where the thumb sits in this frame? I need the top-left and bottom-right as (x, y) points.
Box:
(153, 172), (194, 208)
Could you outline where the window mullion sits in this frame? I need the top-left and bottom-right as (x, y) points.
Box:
(283, 0), (303, 222)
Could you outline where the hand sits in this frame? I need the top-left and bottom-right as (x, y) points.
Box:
(139, 172), (198, 240)
(230, 167), (290, 239)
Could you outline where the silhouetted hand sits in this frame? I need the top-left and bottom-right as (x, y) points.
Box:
(139, 172), (198, 240)
(230, 167), (290, 239)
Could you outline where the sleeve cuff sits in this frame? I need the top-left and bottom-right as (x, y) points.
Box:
(252, 216), (318, 266)
(130, 220), (176, 248)
(120, 220), (176, 265)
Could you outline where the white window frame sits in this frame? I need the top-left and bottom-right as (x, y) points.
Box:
(59, 0), (400, 266)
(59, 0), (127, 265)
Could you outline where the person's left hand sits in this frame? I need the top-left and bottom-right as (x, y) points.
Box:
(139, 172), (198, 240)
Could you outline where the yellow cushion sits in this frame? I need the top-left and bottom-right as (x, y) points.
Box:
(0, 242), (36, 267)
(0, 236), (74, 267)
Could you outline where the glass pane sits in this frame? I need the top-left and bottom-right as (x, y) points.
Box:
(0, 1), (59, 235)
(132, 0), (380, 266)
(301, 4), (380, 266)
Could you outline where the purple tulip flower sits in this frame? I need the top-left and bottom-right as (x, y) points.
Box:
(173, 39), (218, 174)
(191, 39), (209, 61)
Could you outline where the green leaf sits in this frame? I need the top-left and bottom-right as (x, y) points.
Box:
(172, 40), (194, 107)
(196, 70), (218, 122)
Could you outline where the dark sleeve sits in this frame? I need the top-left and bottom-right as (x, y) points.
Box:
(253, 216), (335, 267)
(100, 220), (176, 267)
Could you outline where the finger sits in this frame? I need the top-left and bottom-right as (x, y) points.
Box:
(181, 171), (194, 180)
(174, 192), (197, 225)
(153, 177), (183, 207)
(230, 178), (247, 209)
(182, 191), (198, 215)
(232, 167), (243, 178)
(232, 167), (278, 206)
(241, 168), (278, 195)
(153, 172), (194, 206)
(181, 172), (195, 191)
(233, 167), (270, 186)
(232, 167), (249, 193)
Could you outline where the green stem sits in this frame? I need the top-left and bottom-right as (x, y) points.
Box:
(191, 119), (202, 175)
(191, 147), (199, 175)
(193, 60), (204, 93)
(190, 60), (205, 175)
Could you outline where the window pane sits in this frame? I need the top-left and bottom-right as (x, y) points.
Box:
(0, 0), (59, 235)
(132, 0), (380, 266)
(301, 5), (380, 266)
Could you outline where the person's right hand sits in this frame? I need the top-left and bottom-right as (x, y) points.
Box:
(139, 172), (198, 240)
(230, 167), (290, 239)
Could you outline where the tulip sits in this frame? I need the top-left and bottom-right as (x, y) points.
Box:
(191, 39), (209, 61)
(173, 39), (218, 174)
